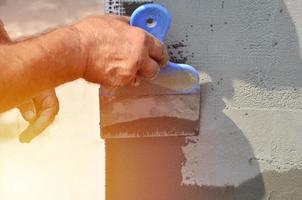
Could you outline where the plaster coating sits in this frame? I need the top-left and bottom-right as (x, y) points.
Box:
(158, 0), (302, 191)
(104, 1), (302, 199)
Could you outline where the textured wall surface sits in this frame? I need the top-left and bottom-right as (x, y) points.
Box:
(105, 1), (302, 200)
(161, 0), (302, 198)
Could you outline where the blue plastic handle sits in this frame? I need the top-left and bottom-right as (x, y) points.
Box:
(130, 4), (200, 94)
(130, 3), (171, 42)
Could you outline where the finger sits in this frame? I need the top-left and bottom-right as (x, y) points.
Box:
(0, 21), (12, 43)
(19, 106), (57, 143)
(0, 24), (37, 123)
(17, 100), (36, 122)
(19, 90), (59, 143)
(33, 90), (59, 112)
(147, 35), (169, 67)
(139, 58), (160, 79)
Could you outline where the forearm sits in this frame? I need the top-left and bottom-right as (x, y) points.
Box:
(0, 26), (85, 112)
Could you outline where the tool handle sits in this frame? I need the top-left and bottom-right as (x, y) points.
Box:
(130, 3), (171, 42)
(130, 3), (200, 93)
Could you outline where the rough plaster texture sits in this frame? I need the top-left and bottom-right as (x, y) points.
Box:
(104, 1), (302, 199)
(0, 1), (105, 200)
(157, 0), (302, 194)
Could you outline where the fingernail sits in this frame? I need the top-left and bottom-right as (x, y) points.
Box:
(24, 111), (35, 121)
(150, 67), (160, 80)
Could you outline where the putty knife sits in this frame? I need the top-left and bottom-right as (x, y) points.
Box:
(100, 3), (201, 138)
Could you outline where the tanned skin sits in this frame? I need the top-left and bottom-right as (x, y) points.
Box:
(0, 15), (168, 143)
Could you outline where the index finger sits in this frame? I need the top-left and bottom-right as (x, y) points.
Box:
(18, 100), (36, 122)
(19, 91), (59, 143)
(146, 34), (169, 67)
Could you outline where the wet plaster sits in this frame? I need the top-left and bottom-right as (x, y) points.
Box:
(104, 0), (302, 199)
(181, 169), (302, 200)
(159, 0), (302, 188)
(106, 136), (302, 200)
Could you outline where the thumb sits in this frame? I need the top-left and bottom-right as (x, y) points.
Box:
(18, 100), (36, 122)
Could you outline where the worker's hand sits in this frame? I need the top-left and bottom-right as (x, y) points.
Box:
(74, 15), (169, 87)
(18, 89), (59, 143)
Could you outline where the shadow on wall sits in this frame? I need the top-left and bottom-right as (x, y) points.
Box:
(105, 1), (302, 200)
(163, 0), (302, 199)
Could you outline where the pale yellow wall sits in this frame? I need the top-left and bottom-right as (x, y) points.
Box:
(0, 1), (105, 200)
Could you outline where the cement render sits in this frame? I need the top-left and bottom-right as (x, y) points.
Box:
(154, 0), (302, 190)
(106, 137), (302, 200)
(103, 0), (302, 199)
(181, 169), (302, 200)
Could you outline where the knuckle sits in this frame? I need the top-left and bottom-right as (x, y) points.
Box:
(122, 73), (134, 82)
(129, 53), (145, 70)
(133, 28), (148, 45)
(122, 68), (136, 79)
(120, 71), (136, 85)
(134, 57), (145, 69)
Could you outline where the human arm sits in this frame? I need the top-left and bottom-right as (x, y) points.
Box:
(0, 15), (168, 112)
(0, 15), (168, 142)
(0, 26), (82, 113)
(0, 20), (59, 143)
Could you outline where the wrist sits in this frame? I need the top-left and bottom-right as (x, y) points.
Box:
(64, 26), (88, 80)
(34, 26), (88, 83)
(72, 19), (98, 80)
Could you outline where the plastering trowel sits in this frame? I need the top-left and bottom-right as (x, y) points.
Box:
(100, 3), (201, 138)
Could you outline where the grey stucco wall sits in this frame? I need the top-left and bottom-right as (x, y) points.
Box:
(105, 1), (302, 199)
(160, 0), (302, 198)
